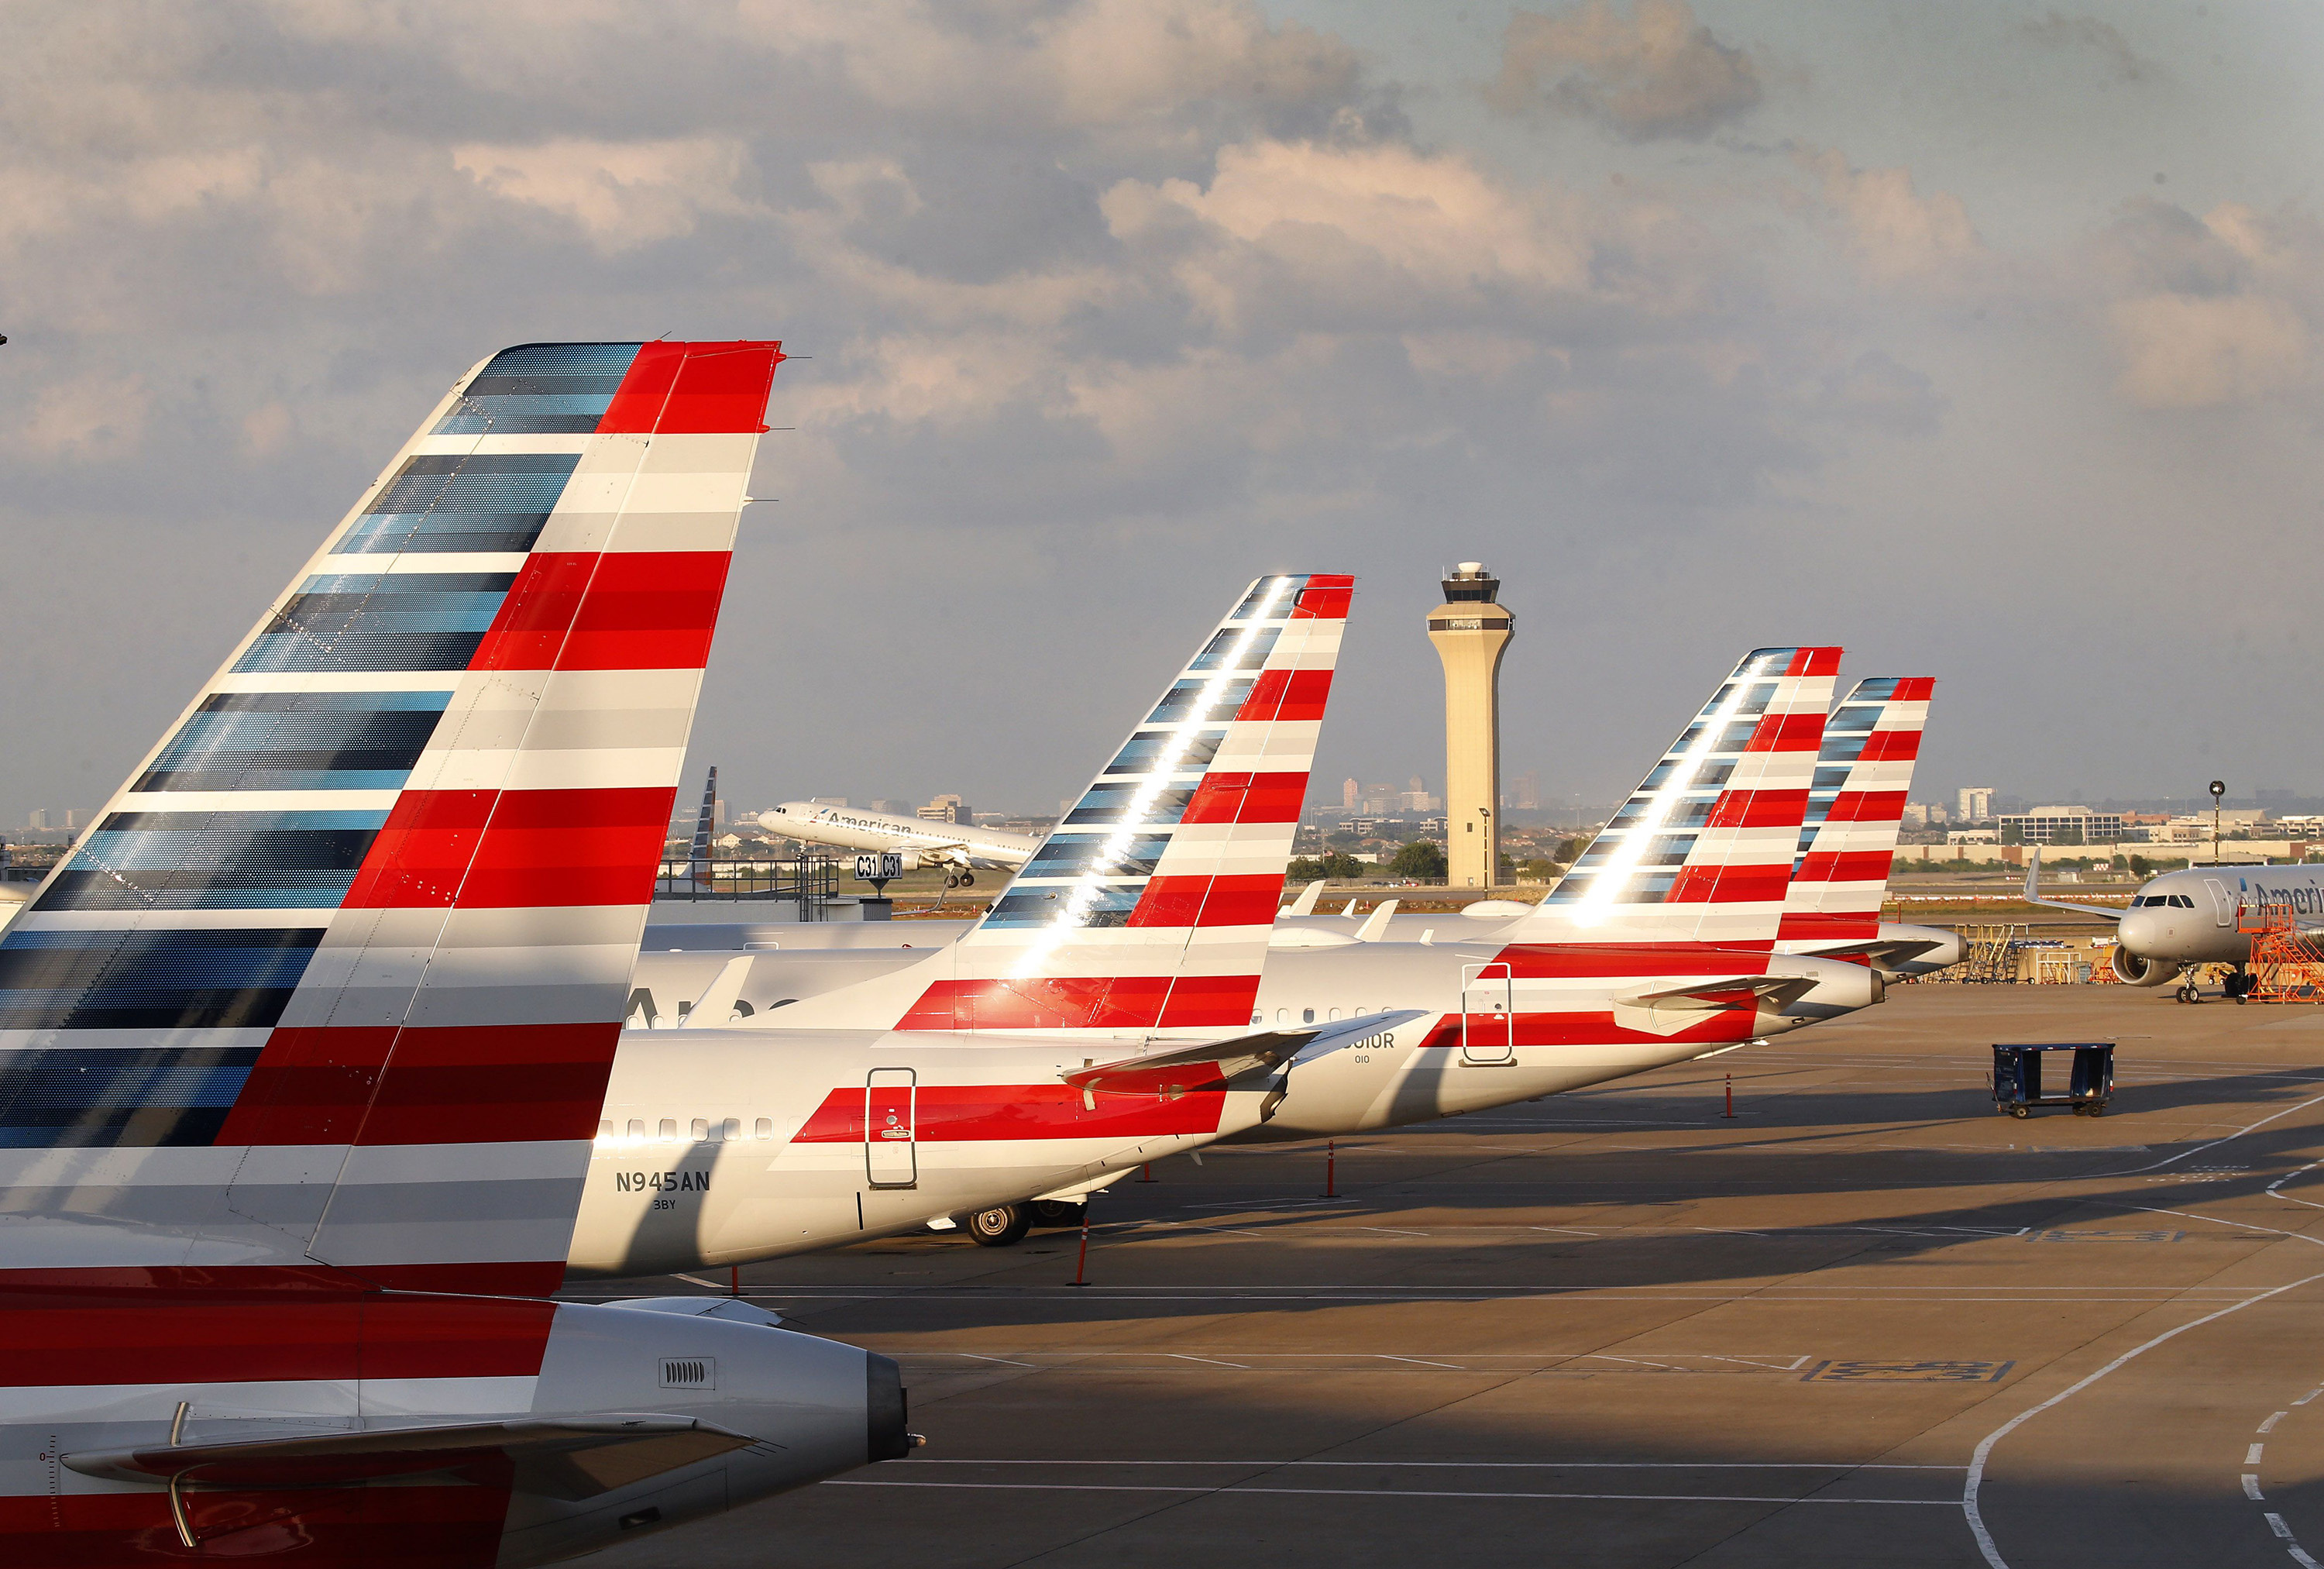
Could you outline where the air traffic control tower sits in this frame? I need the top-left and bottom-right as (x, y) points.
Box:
(1427, 562), (1514, 888)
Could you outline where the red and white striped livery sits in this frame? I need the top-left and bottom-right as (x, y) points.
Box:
(570, 576), (1376, 1268)
(0, 342), (912, 1567)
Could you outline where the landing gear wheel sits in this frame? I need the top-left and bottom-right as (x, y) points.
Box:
(966, 1205), (1032, 1247)
(943, 872), (960, 889)
(1029, 1199), (1081, 1227)
(958, 871), (975, 888)
(2176, 985), (2198, 1003)
(2008, 1105), (2031, 1120)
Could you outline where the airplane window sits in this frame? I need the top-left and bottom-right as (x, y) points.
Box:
(1303, 1008), (1315, 1024)
(1329, 1008), (1342, 1021)
(721, 1118), (741, 1141)
(754, 1117), (773, 1139)
(658, 1119), (676, 1141)
(2175, 895), (2196, 908)
(1276, 1009), (1287, 1024)
(1251, 1012), (1262, 1026)
(627, 1119), (645, 1141)
(596, 1120), (612, 1141)
(691, 1118), (710, 1141)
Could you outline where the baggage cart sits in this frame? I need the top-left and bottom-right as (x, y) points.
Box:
(1992, 1041), (2114, 1119)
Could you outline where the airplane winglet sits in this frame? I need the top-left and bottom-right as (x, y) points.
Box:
(1617, 975), (1819, 1013)
(1353, 898), (1400, 941)
(2022, 845), (2124, 921)
(1284, 879), (1325, 917)
(680, 955), (755, 1027)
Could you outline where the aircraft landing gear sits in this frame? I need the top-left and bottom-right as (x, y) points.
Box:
(957, 871), (975, 888)
(965, 1204), (1031, 1247)
(943, 873), (958, 889)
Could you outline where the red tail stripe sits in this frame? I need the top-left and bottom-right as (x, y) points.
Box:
(898, 975), (1173, 1032)
(1788, 648), (1844, 676)
(1821, 789), (1908, 824)
(1795, 850), (1900, 883)
(1705, 788), (1810, 830)
(1127, 873), (1284, 929)
(342, 786), (676, 910)
(471, 550), (733, 672)
(1856, 729), (1922, 762)
(1156, 972), (1263, 1029)
(1745, 711), (1827, 752)
(1890, 677), (1936, 700)
(1778, 910), (1880, 942)
(1180, 770), (1307, 826)
(598, 339), (785, 435)
(1667, 862), (1792, 904)
(222, 1024), (622, 1146)
(1292, 584), (1352, 620)
(0, 1292), (555, 1387)
(1234, 667), (1334, 724)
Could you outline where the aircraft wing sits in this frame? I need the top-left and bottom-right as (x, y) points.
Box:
(1796, 936), (1944, 967)
(65, 1415), (752, 1502)
(1062, 1010), (1428, 1093)
(1617, 975), (1820, 1013)
(2023, 847), (2123, 921)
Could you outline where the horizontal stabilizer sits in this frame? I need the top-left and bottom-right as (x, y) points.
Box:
(1618, 975), (1818, 1013)
(65, 1414), (751, 1502)
(1064, 1009), (1427, 1092)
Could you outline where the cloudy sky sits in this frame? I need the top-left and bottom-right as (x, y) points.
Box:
(5, 0), (2319, 827)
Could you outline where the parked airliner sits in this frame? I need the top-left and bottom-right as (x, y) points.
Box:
(591, 648), (1876, 1259)
(2027, 847), (2324, 1000)
(0, 340), (916, 1565)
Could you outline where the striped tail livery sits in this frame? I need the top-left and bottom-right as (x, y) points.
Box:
(1, 342), (914, 1567)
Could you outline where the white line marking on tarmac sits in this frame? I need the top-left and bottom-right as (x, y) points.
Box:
(901, 1460), (1968, 1471)
(1166, 1354), (1249, 1369)
(2094, 1093), (2324, 1178)
(959, 1354), (1035, 1368)
(821, 1480), (1955, 1505)
(1962, 1201), (2324, 1569)
(2299, 1385), (2324, 1408)
(2269, 1514), (2295, 1539)
(1376, 1355), (1463, 1369)
(2250, 1444), (2267, 1465)
(2290, 1547), (2322, 1569)
(2247, 1475), (2265, 1500)
(2261, 1412), (2287, 1433)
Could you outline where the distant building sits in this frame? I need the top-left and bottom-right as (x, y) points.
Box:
(1513, 770), (1541, 810)
(26, 810), (46, 831)
(1901, 803), (1930, 828)
(1958, 786), (1995, 822)
(1997, 806), (2133, 845)
(920, 793), (972, 825)
(1342, 778), (1360, 809)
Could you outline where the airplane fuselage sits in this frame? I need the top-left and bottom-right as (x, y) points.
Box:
(2116, 863), (2324, 972)
(758, 803), (1036, 872)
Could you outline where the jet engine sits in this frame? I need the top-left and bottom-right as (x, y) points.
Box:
(2111, 946), (2178, 986)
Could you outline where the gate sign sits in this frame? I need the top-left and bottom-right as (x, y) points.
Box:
(855, 852), (905, 883)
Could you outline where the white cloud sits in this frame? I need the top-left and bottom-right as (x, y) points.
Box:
(1795, 147), (1982, 283)
(453, 137), (761, 251)
(22, 373), (152, 459)
(2093, 198), (2320, 408)
(1487, 0), (1761, 140)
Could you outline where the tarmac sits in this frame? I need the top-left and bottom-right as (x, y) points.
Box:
(569, 985), (2324, 1567)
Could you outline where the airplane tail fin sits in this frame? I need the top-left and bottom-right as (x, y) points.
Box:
(1509, 648), (1839, 956)
(687, 765), (720, 889)
(1778, 678), (1931, 948)
(0, 339), (784, 1294)
(766, 576), (1352, 1034)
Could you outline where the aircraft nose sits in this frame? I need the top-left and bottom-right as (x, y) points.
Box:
(2118, 911), (2157, 954)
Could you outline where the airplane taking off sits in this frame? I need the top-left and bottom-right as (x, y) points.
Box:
(2027, 848), (2324, 1000)
(759, 801), (1037, 886)
(568, 573), (1388, 1267)
(0, 341), (916, 1566)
